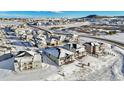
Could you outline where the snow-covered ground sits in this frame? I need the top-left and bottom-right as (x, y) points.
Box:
(42, 22), (90, 29)
(44, 52), (123, 81)
(99, 33), (124, 44)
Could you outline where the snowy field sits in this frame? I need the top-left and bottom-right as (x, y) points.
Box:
(42, 22), (90, 29)
(99, 33), (124, 44)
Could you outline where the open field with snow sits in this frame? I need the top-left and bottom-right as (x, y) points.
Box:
(99, 33), (124, 44)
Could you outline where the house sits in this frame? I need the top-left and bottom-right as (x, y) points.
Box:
(44, 31), (63, 46)
(46, 37), (62, 46)
(64, 34), (79, 43)
(84, 42), (105, 56)
(14, 50), (43, 72)
(43, 47), (75, 66)
(33, 35), (47, 48)
(62, 43), (86, 58)
(25, 35), (33, 42)
(32, 30), (47, 48)
(50, 34), (67, 42)
(70, 34), (79, 43)
(0, 45), (12, 55)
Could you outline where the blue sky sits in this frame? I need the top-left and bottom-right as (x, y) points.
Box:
(0, 11), (124, 18)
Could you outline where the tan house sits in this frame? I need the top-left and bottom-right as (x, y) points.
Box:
(43, 47), (75, 66)
(26, 35), (33, 42)
(46, 37), (62, 46)
(14, 50), (43, 72)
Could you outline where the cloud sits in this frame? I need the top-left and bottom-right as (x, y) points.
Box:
(50, 11), (64, 14)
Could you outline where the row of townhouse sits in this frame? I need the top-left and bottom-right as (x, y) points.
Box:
(84, 42), (105, 56)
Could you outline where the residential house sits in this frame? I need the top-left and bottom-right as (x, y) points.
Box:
(33, 34), (47, 48)
(0, 45), (12, 55)
(43, 47), (75, 66)
(70, 34), (79, 43)
(46, 37), (62, 46)
(64, 34), (79, 43)
(14, 50), (43, 72)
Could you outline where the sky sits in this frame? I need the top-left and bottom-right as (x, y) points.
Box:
(0, 11), (124, 18)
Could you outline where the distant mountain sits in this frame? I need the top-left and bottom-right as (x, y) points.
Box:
(115, 16), (124, 18)
(86, 15), (98, 18)
(85, 15), (112, 18)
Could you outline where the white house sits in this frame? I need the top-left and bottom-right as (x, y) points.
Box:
(14, 50), (43, 72)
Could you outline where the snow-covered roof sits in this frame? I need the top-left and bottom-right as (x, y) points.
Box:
(26, 50), (36, 56)
(44, 47), (74, 58)
(85, 42), (101, 46)
(16, 50), (36, 57)
(64, 43), (84, 49)
(92, 42), (100, 46)
(46, 37), (60, 43)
